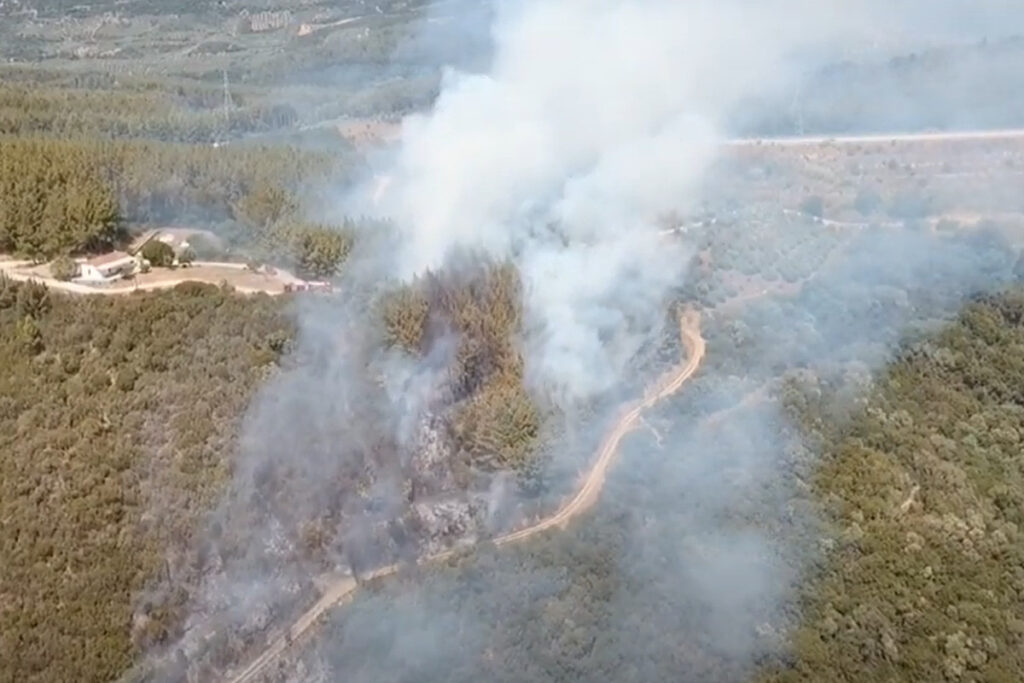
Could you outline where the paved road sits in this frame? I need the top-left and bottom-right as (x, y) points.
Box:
(727, 127), (1024, 147)
(224, 311), (705, 683)
(223, 118), (1024, 150)
(371, 125), (1024, 209)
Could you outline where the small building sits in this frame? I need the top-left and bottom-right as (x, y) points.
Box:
(236, 9), (293, 34)
(77, 251), (136, 284)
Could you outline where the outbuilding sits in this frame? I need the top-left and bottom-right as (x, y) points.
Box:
(77, 251), (136, 284)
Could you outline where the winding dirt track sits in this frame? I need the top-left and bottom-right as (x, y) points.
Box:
(225, 311), (705, 683)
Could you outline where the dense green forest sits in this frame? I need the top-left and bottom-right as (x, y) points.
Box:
(764, 292), (1024, 683)
(5, 16), (1024, 683)
(0, 278), (293, 683)
(0, 77), (297, 143)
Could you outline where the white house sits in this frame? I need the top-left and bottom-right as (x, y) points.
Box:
(77, 251), (137, 284)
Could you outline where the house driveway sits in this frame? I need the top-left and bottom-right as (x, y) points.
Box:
(0, 259), (296, 296)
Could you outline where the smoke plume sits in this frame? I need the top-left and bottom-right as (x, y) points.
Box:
(139, 1), (1024, 681)
(352, 0), (855, 393)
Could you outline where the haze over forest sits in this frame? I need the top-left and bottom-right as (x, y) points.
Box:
(1, 2), (1024, 683)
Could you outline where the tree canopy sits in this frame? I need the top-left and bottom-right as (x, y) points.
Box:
(0, 278), (292, 683)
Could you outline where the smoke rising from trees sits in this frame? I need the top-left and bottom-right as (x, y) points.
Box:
(353, 0), (841, 400)
(141, 1), (1024, 681)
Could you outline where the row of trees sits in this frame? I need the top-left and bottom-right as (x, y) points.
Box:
(0, 80), (299, 143)
(0, 136), (357, 278)
(0, 138), (124, 257)
(232, 183), (356, 279)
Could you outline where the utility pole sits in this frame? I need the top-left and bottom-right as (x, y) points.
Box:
(222, 69), (234, 119)
(213, 69), (234, 148)
(790, 82), (805, 137)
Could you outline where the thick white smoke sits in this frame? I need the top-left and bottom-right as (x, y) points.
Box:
(347, 0), (882, 403)
(136, 1), (1024, 679)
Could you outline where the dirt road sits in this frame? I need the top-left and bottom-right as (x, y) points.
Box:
(224, 311), (705, 683)
(0, 261), (289, 296)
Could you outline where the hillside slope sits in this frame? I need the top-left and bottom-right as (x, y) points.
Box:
(767, 291), (1024, 683)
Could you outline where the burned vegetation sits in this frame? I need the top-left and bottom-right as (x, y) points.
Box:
(131, 259), (547, 680)
(381, 259), (539, 472)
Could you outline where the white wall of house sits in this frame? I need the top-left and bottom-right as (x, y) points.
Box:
(79, 264), (106, 281)
(77, 259), (136, 283)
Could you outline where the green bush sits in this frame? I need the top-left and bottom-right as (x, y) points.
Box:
(173, 281), (218, 297)
(141, 240), (175, 268)
(115, 367), (138, 392)
(50, 255), (78, 281)
(293, 227), (351, 280)
(14, 315), (42, 354)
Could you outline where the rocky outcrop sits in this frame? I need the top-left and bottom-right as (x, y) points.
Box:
(412, 495), (482, 555)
